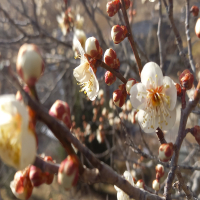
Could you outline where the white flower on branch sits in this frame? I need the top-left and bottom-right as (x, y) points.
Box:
(0, 95), (36, 170)
(130, 62), (177, 133)
(114, 171), (135, 200)
(73, 38), (99, 101)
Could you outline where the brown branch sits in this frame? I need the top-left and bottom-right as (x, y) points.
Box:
(156, 128), (167, 144)
(157, 0), (164, 71)
(120, 0), (143, 76)
(97, 60), (127, 84)
(3, 65), (164, 200)
(164, 82), (200, 199)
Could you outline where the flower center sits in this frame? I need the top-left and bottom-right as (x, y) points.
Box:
(79, 74), (94, 95)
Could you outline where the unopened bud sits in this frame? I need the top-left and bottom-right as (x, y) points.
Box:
(16, 44), (45, 86)
(111, 25), (128, 44)
(49, 100), (71, 129)
(195, 18), (200, 38)
(152, 179), (160, 191)
(58, 155), (79, 190)
(43, 156), (54, 185)
(10, 168), (33, 200)
(192, 126), (200, 145)
(158, 143), (174, 162)
(104, 48), (120, 70)
(106, 0), (120, 17)
(105, 71), (116, 85)
(126, 100), (132, 111)
(136, 179), (144, 189)
(98, 89), (104, 99)
(155, 164), (164, 179)
(126, 78), (137, 95)
(175, 83), (182, 96)
(179, 69), (194, 90)
(113, 84), (127, 107)
(190, 6), (199, 17)
(85, 37), (103, 59)
(124, 0), (131, 9)
(29, 165), (46, 187)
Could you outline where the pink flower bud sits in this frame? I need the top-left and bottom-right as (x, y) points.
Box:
(29, 165), (46, 187)
(158, 143), (174, 162)
(195, 18), (200, 38)
(113, 84), (127, 107)
(155, 164), (164, 179)
(179, 69), (194, 90)
(10, 168), (33, 200)
(111, 25), (128, 44)
(175, 83), (182, 97)
(49, 100), (71, 129)
(85, 37), (103, 59)
(58, 155), (79, 190)
(106, 0), (120, 17)
(152, 179), (160, 191)
(190, 6), (199, 17)
(16, 44), (45, 86)
(43, 156), (55, 185)
(136, 179), (144, 189)
(104, 48), (120, 70)
(105, 71), (116, 85)
(126, 78), (137, 95)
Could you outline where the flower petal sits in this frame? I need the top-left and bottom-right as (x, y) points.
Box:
(124, 171), (134, 186)
(141, 62), (163, 89)
(162, 76), (177, 110)
(158, 108), (176, 131)
(86, 67), (99, 101)
(137, 109), (158, 133)
(73, 62), (90, 82)
(130, 83), (147, 110)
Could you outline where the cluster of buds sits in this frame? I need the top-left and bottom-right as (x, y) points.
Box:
(179, 69), (194, 90)
(195, 18), (200, 38)
(113, 84), (127, 107)
(152, 164), (164, 191)
(126, 78), (137, 95)
(111, 25), (128, 44)
(158, 143), (174, 162)
(16, 44), (45, 86)
(58, 155), (79, 190)
(49, 100), (72, 129)
(190, 6), (199, 17)
(191, 126), (200, 145)
(106, 0), (130, 17)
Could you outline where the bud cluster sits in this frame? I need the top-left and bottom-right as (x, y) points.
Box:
(152, 164), (164, 191)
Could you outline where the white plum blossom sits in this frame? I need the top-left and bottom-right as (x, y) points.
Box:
(0, 95), (37, 170)
(73, 38), (99, 101)
(130, 62), (177, 133)
(114, 171), (135, 200)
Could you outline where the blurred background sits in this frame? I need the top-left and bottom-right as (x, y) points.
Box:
(0, 0), (200, 199)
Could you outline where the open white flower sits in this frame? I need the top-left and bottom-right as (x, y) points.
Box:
(130, 62), (177, 133)
(73, 38), (99, 101)
(114, 171), (135, 200)
(0, 95), (36, 170)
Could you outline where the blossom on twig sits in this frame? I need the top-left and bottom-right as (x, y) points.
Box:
(130, 62), (177, 133)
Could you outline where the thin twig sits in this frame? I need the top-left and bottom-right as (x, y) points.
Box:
(120, 0), (143, 76)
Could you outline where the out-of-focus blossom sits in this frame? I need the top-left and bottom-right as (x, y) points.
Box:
(73, 29), (87, 54)
(49, 100), (71, 129)
(130, 62), (177, 133)
(98, 89), (104, 99)
(75, 14), (84, 29)
(111, 25), (128, 44)
(195, 18), (200, 38)
(104, 48), (120, 70)
(114, 171), (135, 200)
(58, 155), (79, 190)
(0, 95), (36, 170)
(16, 44), (45, 86)
(73, 38), (99, 101)
(10, 167), (33, 200)
(136, 179), (144, 189)
(190, 6), (199, 17)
